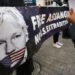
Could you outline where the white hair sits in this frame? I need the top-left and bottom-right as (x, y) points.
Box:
(0, 7), (29, 42)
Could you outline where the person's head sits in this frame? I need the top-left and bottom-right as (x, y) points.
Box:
(0, 7), (28, 68)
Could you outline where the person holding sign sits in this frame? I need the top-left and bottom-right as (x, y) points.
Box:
(67, 0), (75, 23)
(66, 0), (75, 46)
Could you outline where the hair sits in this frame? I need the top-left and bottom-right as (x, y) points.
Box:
(0, 7), (29, 41)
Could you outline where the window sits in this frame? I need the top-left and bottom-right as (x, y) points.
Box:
(45, 0), (53, 6)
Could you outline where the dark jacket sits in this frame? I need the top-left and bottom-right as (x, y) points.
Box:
(0, 0), (25, 6)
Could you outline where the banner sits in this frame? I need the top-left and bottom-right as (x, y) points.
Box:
(0, 7), (69, 69)
(18, 7), (69, 55)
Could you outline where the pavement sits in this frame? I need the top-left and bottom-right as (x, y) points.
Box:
(13, 34), (75, 75)
(33, 34), (75, 75)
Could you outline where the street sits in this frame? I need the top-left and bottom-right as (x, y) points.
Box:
(33, 34), (75, 75)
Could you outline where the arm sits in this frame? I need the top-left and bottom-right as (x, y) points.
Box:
(67, 9), (75, 23)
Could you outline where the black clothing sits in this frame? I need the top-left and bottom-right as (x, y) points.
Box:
(0, 64), (12, 75)
(9, 0), (25, 6)
(16, 58), (34, 75)
(53, 32), (60, 43)
(62, 27), (70, 39)
(0, 0), (25, 6)
(69, 23), (75, 45)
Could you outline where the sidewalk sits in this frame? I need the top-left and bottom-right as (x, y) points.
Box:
(33, 35), (75, 75)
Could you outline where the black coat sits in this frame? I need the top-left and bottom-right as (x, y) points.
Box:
(0, 0), (25, 6)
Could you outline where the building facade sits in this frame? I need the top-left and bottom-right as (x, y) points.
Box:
(24, 0), (68, 7)
(36, 0), (68, 7)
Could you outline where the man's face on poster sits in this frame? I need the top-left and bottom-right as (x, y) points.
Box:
(0, 21), (26, 67)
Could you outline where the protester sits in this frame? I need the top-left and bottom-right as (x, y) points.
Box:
(52, 0), (63, 48)
(62, 0), (71, 39)
(66, 9), (75, 46)
(53, 32), (63, 48)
